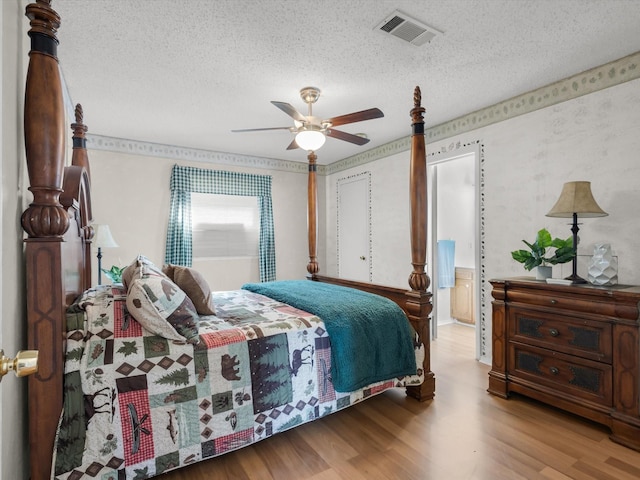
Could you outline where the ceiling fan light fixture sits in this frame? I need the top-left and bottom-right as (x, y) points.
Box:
(296, 129), (326, 151)
(233, 86), (383, 151)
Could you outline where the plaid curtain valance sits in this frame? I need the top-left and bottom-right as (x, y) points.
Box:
(169, 165), (273, 197)
(165, 165), (276, 282)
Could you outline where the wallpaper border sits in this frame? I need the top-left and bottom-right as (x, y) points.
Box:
(85, 51), (639, 176)
(328, 50), (640, 174)
(85, 135), (315, 175)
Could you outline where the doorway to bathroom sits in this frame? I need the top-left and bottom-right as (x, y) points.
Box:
(427, 144), (481, 360)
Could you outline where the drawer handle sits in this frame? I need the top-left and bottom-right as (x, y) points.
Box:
(550, 299), (557, 304)
(550, 366), (559, 375)
(549, 328), (559, 337)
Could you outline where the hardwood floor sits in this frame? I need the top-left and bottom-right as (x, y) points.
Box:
(159, 324), (640, 479)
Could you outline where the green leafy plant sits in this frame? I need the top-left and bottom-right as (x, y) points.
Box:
(511, 228), (575, 271)
(101, 265), (125, 283)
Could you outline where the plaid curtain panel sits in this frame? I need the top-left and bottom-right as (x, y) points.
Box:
(165, 165), (276, 282)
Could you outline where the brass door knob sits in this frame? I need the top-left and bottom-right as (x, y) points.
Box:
(0, 349), (38, 380)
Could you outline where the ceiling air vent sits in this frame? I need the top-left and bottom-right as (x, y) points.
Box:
(376, 10), (441, 46)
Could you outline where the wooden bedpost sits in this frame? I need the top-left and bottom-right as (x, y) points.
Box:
(70, 104), (94, 288)
(22, 0), (66, 239)
(21, 2), (78, 479)
(405, 86), (435, 401)
(307, 150), (319, 277)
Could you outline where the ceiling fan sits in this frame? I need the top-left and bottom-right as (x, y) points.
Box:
(231, 86), (384, 151)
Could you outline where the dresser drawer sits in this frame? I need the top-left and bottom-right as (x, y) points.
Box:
(509, 307), (612, 363)
(508, 343), (612, 406)
(507, 288), (618, 317)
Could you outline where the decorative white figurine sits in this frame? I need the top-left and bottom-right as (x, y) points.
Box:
(587, 243), (618, 286)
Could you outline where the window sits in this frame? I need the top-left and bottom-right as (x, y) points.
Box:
(191, 193), (260, 258)
(165, 165), (275, 282)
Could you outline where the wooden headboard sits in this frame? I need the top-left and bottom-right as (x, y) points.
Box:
(21, 1), (434, 479)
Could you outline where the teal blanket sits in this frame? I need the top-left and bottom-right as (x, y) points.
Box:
(241, 280), (417, 392)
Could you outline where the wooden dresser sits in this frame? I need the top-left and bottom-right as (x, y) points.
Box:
(488, 277), (640, 451)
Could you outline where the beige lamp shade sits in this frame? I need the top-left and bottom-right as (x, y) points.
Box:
(546, 181), (608, 218)
(94, 224), (119, 248)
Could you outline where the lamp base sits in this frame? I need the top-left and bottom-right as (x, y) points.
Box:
(564, 273), (587, 284)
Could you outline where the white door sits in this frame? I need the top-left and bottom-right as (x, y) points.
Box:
(337, 174), (371, 282)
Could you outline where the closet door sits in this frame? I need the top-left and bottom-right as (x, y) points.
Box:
(337, 174), (371, 282)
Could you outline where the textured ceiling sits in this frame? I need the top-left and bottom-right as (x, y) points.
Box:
(51, 0), (640, 165)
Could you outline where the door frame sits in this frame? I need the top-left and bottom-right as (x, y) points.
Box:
(427, 143), (483, 361)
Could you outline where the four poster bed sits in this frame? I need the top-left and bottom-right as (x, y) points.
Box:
(22, 1), (434, 479)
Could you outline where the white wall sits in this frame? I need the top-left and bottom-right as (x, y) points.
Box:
(480, 79), (640, 284)
(89, 150), (315, 289)
(1, 1), (29, 479)
(325, 77), (640, 361)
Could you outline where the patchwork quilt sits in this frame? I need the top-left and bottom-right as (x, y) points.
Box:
(53, 285), (424, 479)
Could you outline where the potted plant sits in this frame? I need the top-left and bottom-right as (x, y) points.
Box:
(102, 265), (125, 284)
(511, 228), (575, 279)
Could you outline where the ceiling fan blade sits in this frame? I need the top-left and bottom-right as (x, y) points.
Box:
(286, 138), (300, 150)
(326, 129), (370, 146)
(231, 126), (292, 132)
(326, 108), (384, 127)
(271, 101), (307, 122)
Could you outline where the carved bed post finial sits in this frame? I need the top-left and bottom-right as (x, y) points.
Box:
(74, 103), (83, 124)
(71, 103), (91, 181)
(22, 0), (68, 238)
(408, 86), (429, 292)
(307, 151), (319, 276)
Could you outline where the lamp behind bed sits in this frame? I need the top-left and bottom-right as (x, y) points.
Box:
(93, 224), (119, 284)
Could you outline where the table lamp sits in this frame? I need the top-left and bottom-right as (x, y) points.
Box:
(546, 181), (607, 284)
(94, 224), (119, 284)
